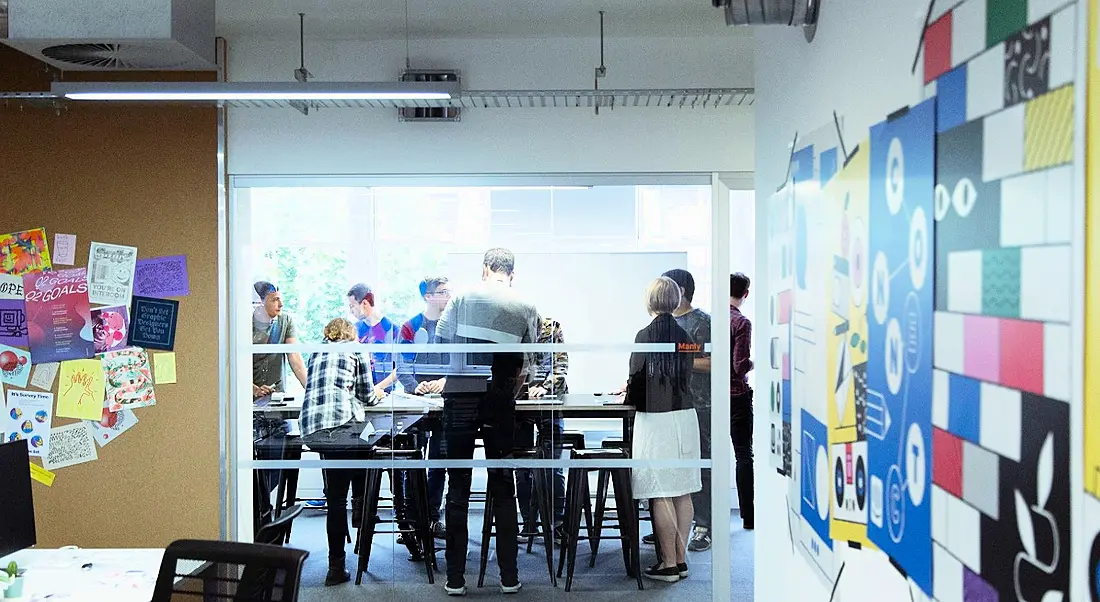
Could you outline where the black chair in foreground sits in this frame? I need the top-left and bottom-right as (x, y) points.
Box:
(151, 539), (308, 602)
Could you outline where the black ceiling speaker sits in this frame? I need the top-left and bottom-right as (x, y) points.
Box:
(710, 0), (821, 42)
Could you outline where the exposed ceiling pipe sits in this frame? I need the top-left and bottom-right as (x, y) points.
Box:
(290, 12), (313, 115)
(594, 10), (607, 115)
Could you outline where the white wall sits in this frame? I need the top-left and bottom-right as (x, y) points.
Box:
(752, 3), (939, 601)
(225, 34), (755, 175)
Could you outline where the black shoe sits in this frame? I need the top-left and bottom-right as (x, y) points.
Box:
(396, 533), (406, 545)
(687, 528), (712, 552)
(642, 565), (681, 583)
(642, 533), (656, 545)
(743, 520), (754, 531)
(325, 557), (351, 586)
(444, 580), (467, 596)
(433, 521), (447, 540)
(649, 562), (688, 578)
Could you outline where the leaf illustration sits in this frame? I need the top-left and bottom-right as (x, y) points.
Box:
(1040, 590), (1064, 602)
(1015, 489), (1036, 558)
(1037, 432), (1054, 509)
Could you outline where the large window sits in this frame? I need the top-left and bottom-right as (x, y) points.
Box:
(233, 177), (739, 602)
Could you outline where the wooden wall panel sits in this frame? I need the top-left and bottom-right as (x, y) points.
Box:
(0, 46), (221, 547)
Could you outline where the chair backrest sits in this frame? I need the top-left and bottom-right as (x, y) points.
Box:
(151, 539), (308, 602)
(255, 504), (304, 546)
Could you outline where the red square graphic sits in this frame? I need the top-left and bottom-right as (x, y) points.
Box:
(933, 427), (963, 498)
(776, 290), (792, 325)
(924, 13), (953, 83)
(999, 319), (1044, 394)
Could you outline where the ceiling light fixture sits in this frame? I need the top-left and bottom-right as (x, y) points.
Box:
(50, 81), (458, 101)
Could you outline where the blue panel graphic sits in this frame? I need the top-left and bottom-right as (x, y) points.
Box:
(800, 410), (832, 549)
(865, 99), (935, 595)
(782, 379), (792, 423)
(820, 148), (839, 186)
(792, 145), (815, 184)
(936, 65), (967, 133)
(947, 372), (981, 444)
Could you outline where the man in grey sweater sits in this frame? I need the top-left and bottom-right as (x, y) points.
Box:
(435, 248), (539, 596)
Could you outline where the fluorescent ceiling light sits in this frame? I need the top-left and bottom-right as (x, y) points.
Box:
(50, 81), (458, 101)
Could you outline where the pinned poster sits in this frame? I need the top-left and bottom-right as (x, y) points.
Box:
(56, 359), (106, 421)
(43, 422), (98, 470)
(103, 349), (156, 412)
(87, 243), (137, 307)
(0, 274), (27, 348)
(4, 389), (52, 458)
(0, 275), (22, 300)
(89, 400), (138, 447)
(91, 305), (130, 354)
(0, 344), (32, 388)
(153, 352), (177, 384)
(23, 268), (94, 363)
(52, 234), (76, 266)
(128, 297), (178, 351)
(0, 228), (51, 275)
(28, 362), (59, 391)
(133, 255), (190, 298)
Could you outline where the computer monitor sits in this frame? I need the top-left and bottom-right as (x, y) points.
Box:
(0, 440), (36, 558)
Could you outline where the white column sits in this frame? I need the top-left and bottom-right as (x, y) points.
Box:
(710, 173), (733, 602)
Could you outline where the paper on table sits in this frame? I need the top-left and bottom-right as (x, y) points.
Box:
(29, 362), (59, 391)
(89, 400), (138, 447)
(153, 352), (177, 384)
(44, 422), (98, 470)
(359, 421), (376, 442)
(133, 255), (190, 298)
(87, 242), (137, 306)
(29, 462), (55, 486)
(4, 389), (52, 458)
(53, 234), (76, 265)
(57, 359), (106, 420)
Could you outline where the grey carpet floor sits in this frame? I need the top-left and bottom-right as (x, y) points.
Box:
(288, 509), (753, 601)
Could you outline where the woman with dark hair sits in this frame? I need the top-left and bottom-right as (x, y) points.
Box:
(624, 276), (701, 583)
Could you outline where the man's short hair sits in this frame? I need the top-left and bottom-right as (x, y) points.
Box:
(646, 276), (682, 315)
(419, 276), (449, 297)
(730, 272), (751, 299)
(483, 248), (515, 275)
(661, 269), (695, 303)
(347, 283), (375, 306)
(254, 281), (279, 300)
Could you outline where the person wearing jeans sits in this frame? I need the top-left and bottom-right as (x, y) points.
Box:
(729, 272), (755, 530)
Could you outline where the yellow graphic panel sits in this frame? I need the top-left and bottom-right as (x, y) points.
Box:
(825, 141), (875, 547)
(1025, 85), (1075, 171)
(1086, 0), (1100, 499)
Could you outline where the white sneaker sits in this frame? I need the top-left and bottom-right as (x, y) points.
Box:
(500, 581), (523, 594)
(444, 582), (467, 596)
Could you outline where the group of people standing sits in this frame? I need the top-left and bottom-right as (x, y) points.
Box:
(250, 248), (756, 595)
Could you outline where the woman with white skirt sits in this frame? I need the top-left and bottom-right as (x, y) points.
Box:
(623, 276), (701, 583)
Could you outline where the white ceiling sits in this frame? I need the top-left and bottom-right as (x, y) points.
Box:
(216, 0), (742, 40)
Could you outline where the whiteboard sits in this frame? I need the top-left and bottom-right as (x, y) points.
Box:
(445, 252), (688, 393)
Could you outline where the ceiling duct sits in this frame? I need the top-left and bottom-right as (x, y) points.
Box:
(0, 0), (216, 71)
(711, 0), (820, 29)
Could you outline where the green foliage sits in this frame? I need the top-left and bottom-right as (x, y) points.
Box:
(256, 246), (349, 343)
(375, 245), (449, 328)
(5, 561), (16, 578)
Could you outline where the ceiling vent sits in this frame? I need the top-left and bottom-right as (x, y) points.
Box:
(0, 0), (216, 71)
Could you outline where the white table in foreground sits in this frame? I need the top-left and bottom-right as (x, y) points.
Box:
(0, 547), (201, 602)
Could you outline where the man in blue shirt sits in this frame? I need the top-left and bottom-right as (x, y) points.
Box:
(346, 283), (398, 396)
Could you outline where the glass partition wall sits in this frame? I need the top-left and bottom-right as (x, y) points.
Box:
(230, 176), (736, 601)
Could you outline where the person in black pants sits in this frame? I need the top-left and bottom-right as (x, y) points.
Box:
(729, 273), (755, 529)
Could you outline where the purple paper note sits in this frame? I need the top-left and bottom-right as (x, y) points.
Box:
(133, 255), (190, 299)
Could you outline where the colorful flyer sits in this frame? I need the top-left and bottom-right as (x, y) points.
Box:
(4, 389), (53, 458)
(87, 242), (137, 307)
(0, 343), (32, 388)
(23, 268), (94, 363)
(91, 305), (130, 355)
(133, 255), (190, 298)
(56, 359), (106, 421)
(89, 400), (138, 447)
(0, 228), (51, 275)
(103, 349), (156, 412)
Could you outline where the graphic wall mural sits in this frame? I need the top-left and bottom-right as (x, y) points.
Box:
(1085, 0), (1100, 598)
(765, 0), (1085, 599)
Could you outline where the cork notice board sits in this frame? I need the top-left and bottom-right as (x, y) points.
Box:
(0, 46), (221, 547)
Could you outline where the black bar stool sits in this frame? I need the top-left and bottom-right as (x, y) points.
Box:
(354, 448), (435, 584)
(478, 448), (557, 588)
(558, 448), (643, 592)
(522, 429), (587, 553)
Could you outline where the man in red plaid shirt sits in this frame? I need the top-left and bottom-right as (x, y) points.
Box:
(729, 272), (754, 530)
